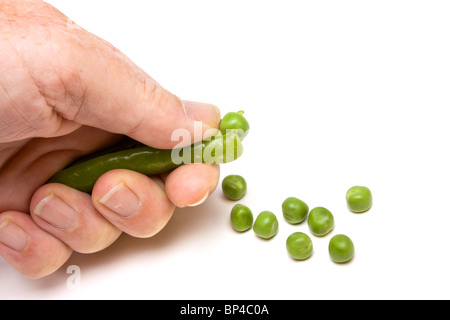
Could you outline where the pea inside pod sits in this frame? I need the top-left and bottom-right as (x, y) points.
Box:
(219, 110), (250, 140)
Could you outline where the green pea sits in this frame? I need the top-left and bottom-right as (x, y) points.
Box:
(222, 175), (247, 201)
(307, 207), (334, 237)
(282, 197), (309, 224)
(219, 111), (250, 140)
(346, 186), (372, 213)
(253, 211), (278, 239)
(230, 204), (253, 232)
(329, 234), (354, 263)
(286, 232), (313, 260)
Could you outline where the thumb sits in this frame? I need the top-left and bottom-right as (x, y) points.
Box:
(47, 22), (221, 149)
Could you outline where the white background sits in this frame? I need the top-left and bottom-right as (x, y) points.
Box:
(1, 0), (450, 300)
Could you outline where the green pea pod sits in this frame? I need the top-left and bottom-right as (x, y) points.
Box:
(48, 132), (243, 193)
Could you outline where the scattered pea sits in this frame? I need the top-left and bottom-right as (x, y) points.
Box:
(230, 204), (253, 232)
(226, 184), (364, 265)
(307, 207), (335, 237)
(286, 232), (313, 260)
(329, 234), (354, 263)
(346, 186), (372, 213)
(253, 211), (278, 239)
(222, 175), (247, 201)
(282, 197), (309, 224)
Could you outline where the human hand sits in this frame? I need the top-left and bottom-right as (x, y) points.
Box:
(0, 0), (221, 279)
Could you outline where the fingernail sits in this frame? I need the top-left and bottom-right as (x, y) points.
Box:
(34, 194), (77, 230)
(99, 183), (141, 217)
(183, 100), (221, 128)
(186, 190), (210, 207)
(0, 220), (28, 251)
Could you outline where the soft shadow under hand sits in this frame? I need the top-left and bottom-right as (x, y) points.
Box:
(63, 194), (226, 273)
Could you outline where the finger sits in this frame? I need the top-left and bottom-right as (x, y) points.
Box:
(0, 126), (121, 214)
(91, 169), (175, 238)
(0, 211), (72, 279)
(164, 164), (220, 208)
(29, 183), (122, 254)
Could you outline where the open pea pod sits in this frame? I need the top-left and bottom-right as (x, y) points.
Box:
(48, 132), (243, 193)
(48, 111), (248, 193)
